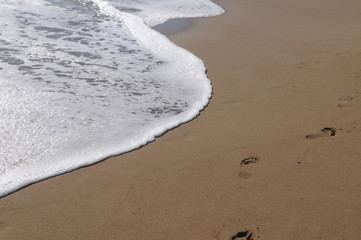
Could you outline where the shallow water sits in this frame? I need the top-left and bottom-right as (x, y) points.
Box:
(0, 0), (224, 197)
(153, 18), (192, 35)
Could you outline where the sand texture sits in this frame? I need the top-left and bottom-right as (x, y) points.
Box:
(1, 0), (361, 239)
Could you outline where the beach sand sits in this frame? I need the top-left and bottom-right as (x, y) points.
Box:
(1, 0), (361, 239)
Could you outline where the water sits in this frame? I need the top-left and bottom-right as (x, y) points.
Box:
(153, 18), (192, 35)
(0, 0), (224, 197)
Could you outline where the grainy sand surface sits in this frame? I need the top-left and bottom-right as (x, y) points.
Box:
(1, 0), (361, 239)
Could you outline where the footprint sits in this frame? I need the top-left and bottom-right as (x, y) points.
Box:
(231, 230), (255, 240)
(354, 71), (361, 79)
(240, 155), (259, 165)
(306, 127), (336, 140)
(297, 61), (316, 69)
(338, 96), (355, 108)
(239, 155), (259, 179)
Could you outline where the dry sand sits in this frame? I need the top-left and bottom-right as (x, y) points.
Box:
(1, 0), (361, 239)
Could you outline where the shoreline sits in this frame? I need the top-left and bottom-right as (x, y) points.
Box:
(152, 18), (194, 36)
(1, 0), (361, 239)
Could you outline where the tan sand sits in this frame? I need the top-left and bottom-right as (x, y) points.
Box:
(1, 0), (361, 239)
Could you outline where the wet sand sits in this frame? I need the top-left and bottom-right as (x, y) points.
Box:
(1, 0), (361, 239)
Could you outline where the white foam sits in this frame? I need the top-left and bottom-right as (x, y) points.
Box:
(102, 0), (224, 26)
(0, 0), (223, 197)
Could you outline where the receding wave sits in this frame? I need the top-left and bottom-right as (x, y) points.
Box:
(0, 0), (224, 197)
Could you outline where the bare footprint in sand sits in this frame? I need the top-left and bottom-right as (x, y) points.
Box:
(231, 230), (255, 240)
(239, 155), (259, 179)
(298, 61), (315, 68)
(240, 155), (259, 165)
(306, 127), (336, 140)
(338, 96), (355, 108)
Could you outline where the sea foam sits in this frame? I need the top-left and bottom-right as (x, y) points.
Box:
(0, 0), (224, 197)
